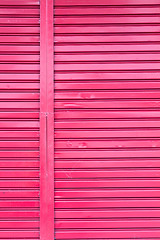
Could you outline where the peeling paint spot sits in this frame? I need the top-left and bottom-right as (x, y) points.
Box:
(78, 142), (87, 148)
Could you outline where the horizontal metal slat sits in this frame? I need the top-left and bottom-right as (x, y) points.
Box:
(0, 55), (39, 62)
(55, 160), (160, 169)
(55, 25), (160, 34)
(55, 0), (160, 6)
(0, 239), (39, 240)
(0, 8), (39, 16)
(0, 142), (39, 148)
(0, 220), (39, 228)
(56, 16), (160, 25)
(0, 83), (39, 90)
(55, 200), (160, 208)
(0, 27), (39, 34)
(0, 181), (39, 188)
(0, 201), (39, 208)
(55, 72), (160, 80)
(55, 34), (160, 44)
(55, 219), (160, 229)
(55, 7), (160, 15)
(0, 191), (39, 198)
(55, 101), (160, 109)
(55, 44), (160, 53)
(0, 132), (39, 138)
(55, 91), (160, 100)
(55, 130), (160, 139)
(0, 161), (39, 169)
(0, 102), (39, 110)
(0, 46), (39, 54)
(0, 93), (39, 100)
(55, 81), (160, 90)
(55, 180), (160, 188)
(55, 170), (160, 178)
(0, 0), (39, 5)
(0, 9), (40, 17)
(55, 139), (160, 149)
(0, 121), (39, 128)
(55, 209), (160, 218)
(0, 170), (39, 178)
(55, 62), (160, 71)
(55, 110), (160, 119)
(55, 53), (160, 61)
(0, 112), (39, 119)
(55, 120), (160, 129)
(0, 18), (39, 24)
(0, 231), (39, 238)
(0, 74), (39, 81)
(55, 230), (160, 239)
(0, 64), (39, 71)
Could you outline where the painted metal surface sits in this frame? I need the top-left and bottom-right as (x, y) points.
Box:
(54, 0), (160, 239)
(1, 0), (160, 239)
(0, 0), (40, 239)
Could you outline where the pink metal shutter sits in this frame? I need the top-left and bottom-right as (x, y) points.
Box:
(0, 0), (55, 239)
(2, 0), (160, 240)
(54, 0), (160, 239)
(0, 0), (40, 239)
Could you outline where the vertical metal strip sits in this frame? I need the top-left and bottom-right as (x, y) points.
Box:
(40, 0), (54, 239)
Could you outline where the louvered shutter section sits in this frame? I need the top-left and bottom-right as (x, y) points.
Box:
(0, 0), (40, 239)
(54, 0), (160, 239)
